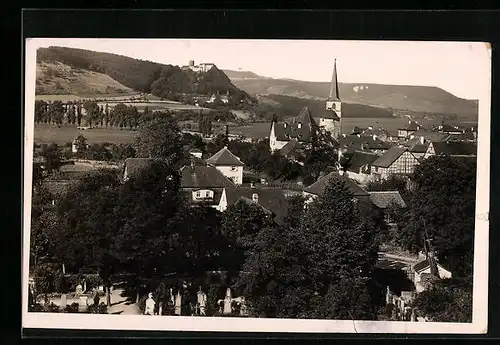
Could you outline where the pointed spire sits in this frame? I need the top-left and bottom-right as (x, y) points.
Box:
(328, 59), (340, 101)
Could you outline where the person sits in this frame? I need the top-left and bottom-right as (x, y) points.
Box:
(145, 292), (155, 315)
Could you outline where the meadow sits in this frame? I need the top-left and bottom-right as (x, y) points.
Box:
(34, 124), (138, 145)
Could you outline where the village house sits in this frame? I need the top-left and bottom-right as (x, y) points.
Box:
(218, 186), (289, 225)
(368, 191), (407, 226)
(343, 150), (380, 185)
(189, 148), (203, 159)
(303, 171), (371, 204)
(401, 136), (429, 160)
(433, 123), (466, 135)
(412, 258), (452, 293)
(179, 163), (236, 210)
(423, 141), (477, 159)
(408, 129), (449, 143)
(338, 134), (391, 156)
(278, 139), (304, 164)
(206, 146), (245, 185)
(370, 146), (420, 181)
(207, 91), (230, 104)
(360, 126), (393, 142)
(397, 121), (422, 138)
(269, 106), (319, 152)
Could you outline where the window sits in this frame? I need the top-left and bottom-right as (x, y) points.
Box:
(205, 191), (210, 198)
(230, 166), (237, 171)
(298, 122), (302, 129)
(196, 191), (201, 198)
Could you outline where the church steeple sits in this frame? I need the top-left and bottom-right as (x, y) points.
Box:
(328, 59), (340, 102)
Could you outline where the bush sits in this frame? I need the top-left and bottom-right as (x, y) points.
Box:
(45, 302), (60, 313)
(87, 302), (108, 314)
(64, 302), (80, 313)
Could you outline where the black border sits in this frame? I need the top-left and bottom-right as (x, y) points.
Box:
(17, 8), (500, 341)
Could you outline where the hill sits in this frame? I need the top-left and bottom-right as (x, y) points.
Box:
(36, 61), (135, 96)
(256, 94), (394, 120)
(36, 46), (250, 100)
(223, 70), (478, 120)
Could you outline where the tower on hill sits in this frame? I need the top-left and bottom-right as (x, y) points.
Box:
(319, 59), (342, 140)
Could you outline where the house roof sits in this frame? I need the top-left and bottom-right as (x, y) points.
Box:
(189, 148), (203, 153)
(224, 187), (288, 224)
(338, 135), (391, 152)
(361, 127), (391, 138)
(279, 139), (303, 157)
(180, 165), (235, 188)
(368, 191), (407, 209)
(371, 146), (410, 168)
(431, 141), (477, 156)
(206, 147), (244, 166)
(411, 130), (450, 142)
(447, 131), (476, 141)
(304, 171), (370, 197)
(399, 121), (420, 131)
(403, 138), (429, 153)
(346, 150), (380, 173)
(436, 123), (464, 133)
(272, 107), (318, 142)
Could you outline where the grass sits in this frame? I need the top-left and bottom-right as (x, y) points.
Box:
(34, 124), (138, 145)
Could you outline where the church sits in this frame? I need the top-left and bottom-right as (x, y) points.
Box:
(269, 60), (343, 152)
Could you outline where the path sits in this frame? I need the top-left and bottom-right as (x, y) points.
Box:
(106, 287), (141, 315)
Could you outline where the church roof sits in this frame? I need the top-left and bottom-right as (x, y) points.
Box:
(206, 147), (244, 166)
(328, 59), (341, 102)
(304, 171), (369, 197)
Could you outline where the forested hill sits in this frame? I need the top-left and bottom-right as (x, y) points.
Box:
(36, 46), (250, 100)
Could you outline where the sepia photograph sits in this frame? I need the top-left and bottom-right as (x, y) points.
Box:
(22, 38), (490, 334)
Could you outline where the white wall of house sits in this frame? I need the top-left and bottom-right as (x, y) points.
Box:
(423, 143), (436, 159)
(319, 118), (340, 139)
(215, 165), (243, 185)
(345, 170), (372, 185)
(269, 122), (289, 152)
(217, 189), (228, 212)
(371, 151), (419, 180)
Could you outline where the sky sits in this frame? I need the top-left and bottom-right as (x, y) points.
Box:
(28, 39), (491, 100)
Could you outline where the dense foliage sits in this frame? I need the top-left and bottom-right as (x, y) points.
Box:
(37, 46), (250, 101)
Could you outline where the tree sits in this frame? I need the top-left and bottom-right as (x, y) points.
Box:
(47, 101), (65, 126)
(395, 156), (476, 278)
(73, 134), (88, 158)
(40, 143), (63, 175)
(366, 175), (411, 202)
(134, 115), (183, 165)
(300, 127), (339, 181)
(67, 104), (76, 125)
(236, 175), (380, 319)
(76, 103), (83, 126)
(34, 100), (48, 123)
(412, 278), (472, 322)
(83, 101), (100, 127)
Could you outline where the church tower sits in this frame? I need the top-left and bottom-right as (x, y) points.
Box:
(319, 59), (342, 139)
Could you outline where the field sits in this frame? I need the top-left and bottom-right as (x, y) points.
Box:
(34, 124), (138, 145)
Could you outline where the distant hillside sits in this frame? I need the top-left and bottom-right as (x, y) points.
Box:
(223, 69), (269, 80)
(225, 71), (478, 120)
(36, 61), (135, 96)
(36, 46), (250, 100)
(257, 94), (394, 120)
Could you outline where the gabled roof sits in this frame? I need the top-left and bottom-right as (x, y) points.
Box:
(436, 123), (463, 133)
(372, 146), (411, 168)
(304, 171), (370, 197)
(296, 106), (317, 126)
(225, 187), (288, 224)
(431, 141), (477, 156)
(403, 138), (429, 153)
(180, 165), (235, 188)
(206, 147), (244, 166)
(368, 191), (407, 209)
(361, 127), (391, 138)
(447, 131), (476, 141)
(346, 150), (380, 173)
(279, 139), (303, 157)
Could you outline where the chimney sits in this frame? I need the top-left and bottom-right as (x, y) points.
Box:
(252, 193), (259, 203)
